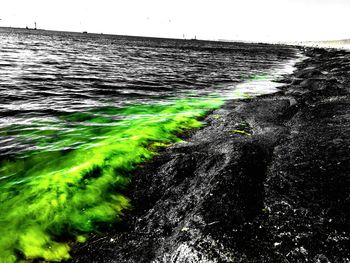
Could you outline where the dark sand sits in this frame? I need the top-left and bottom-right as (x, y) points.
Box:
(70, 47), (350, 262)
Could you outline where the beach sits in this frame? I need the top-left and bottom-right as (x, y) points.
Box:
(71, 47), (350, 262)
(0, 28), (299, 262)
(0, 28), (349, 262)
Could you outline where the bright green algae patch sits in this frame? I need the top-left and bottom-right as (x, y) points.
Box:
(0, 98), (224, 262)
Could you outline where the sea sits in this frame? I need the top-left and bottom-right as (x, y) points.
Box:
(0, 27), (300, 262)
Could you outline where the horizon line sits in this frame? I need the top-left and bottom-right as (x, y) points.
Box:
(1, 26), (348, 45)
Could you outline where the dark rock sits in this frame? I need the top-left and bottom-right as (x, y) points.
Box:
(69, 47), (350, 262)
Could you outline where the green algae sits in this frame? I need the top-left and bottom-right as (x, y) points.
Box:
(232, 121), (252, 136)
(0, 97), (224, 262)
(248, 73), (270, 81)
(232, 129), (252, 136)
(0, 71), (277, 262)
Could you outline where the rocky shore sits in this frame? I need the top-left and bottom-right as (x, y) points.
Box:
(70, 47), (350, 262)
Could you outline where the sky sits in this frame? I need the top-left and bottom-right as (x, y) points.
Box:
(0, 0), (349, 42)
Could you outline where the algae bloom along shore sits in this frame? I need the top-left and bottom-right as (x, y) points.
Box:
(0, 28), (298, 262)
(1, 27), (349, 263)
(0, 98), (225, 261)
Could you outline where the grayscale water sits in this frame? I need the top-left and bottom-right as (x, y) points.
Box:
(0, 28), (302, 262)
(0, 28), (298, 157)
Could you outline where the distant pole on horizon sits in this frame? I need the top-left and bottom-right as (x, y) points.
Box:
(34, 22), (37, 30)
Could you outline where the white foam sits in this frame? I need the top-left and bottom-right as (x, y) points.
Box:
(225, 52), (306, 100)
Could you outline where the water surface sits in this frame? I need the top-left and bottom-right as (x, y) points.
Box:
(0, 28), (298, 262)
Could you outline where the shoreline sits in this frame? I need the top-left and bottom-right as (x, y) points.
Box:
(70, 47), (350, 262)
(0, 26), (297, 47)
(0, 31), (300, 262)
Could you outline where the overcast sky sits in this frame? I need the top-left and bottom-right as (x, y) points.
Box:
(0, 0), (349, 42)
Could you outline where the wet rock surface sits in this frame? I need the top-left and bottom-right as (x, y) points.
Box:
(70, 48), (350, 262)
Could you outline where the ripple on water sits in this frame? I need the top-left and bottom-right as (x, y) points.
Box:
(0, 28), (301, 262)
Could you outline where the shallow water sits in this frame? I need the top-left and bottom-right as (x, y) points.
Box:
(0, 28), (299, 262)
(0, 28), (298, 157)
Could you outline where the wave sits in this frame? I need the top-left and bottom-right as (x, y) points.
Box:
(0, 97), (223, 262)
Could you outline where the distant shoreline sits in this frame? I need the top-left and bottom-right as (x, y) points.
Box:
(0, 26), (286, 46)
